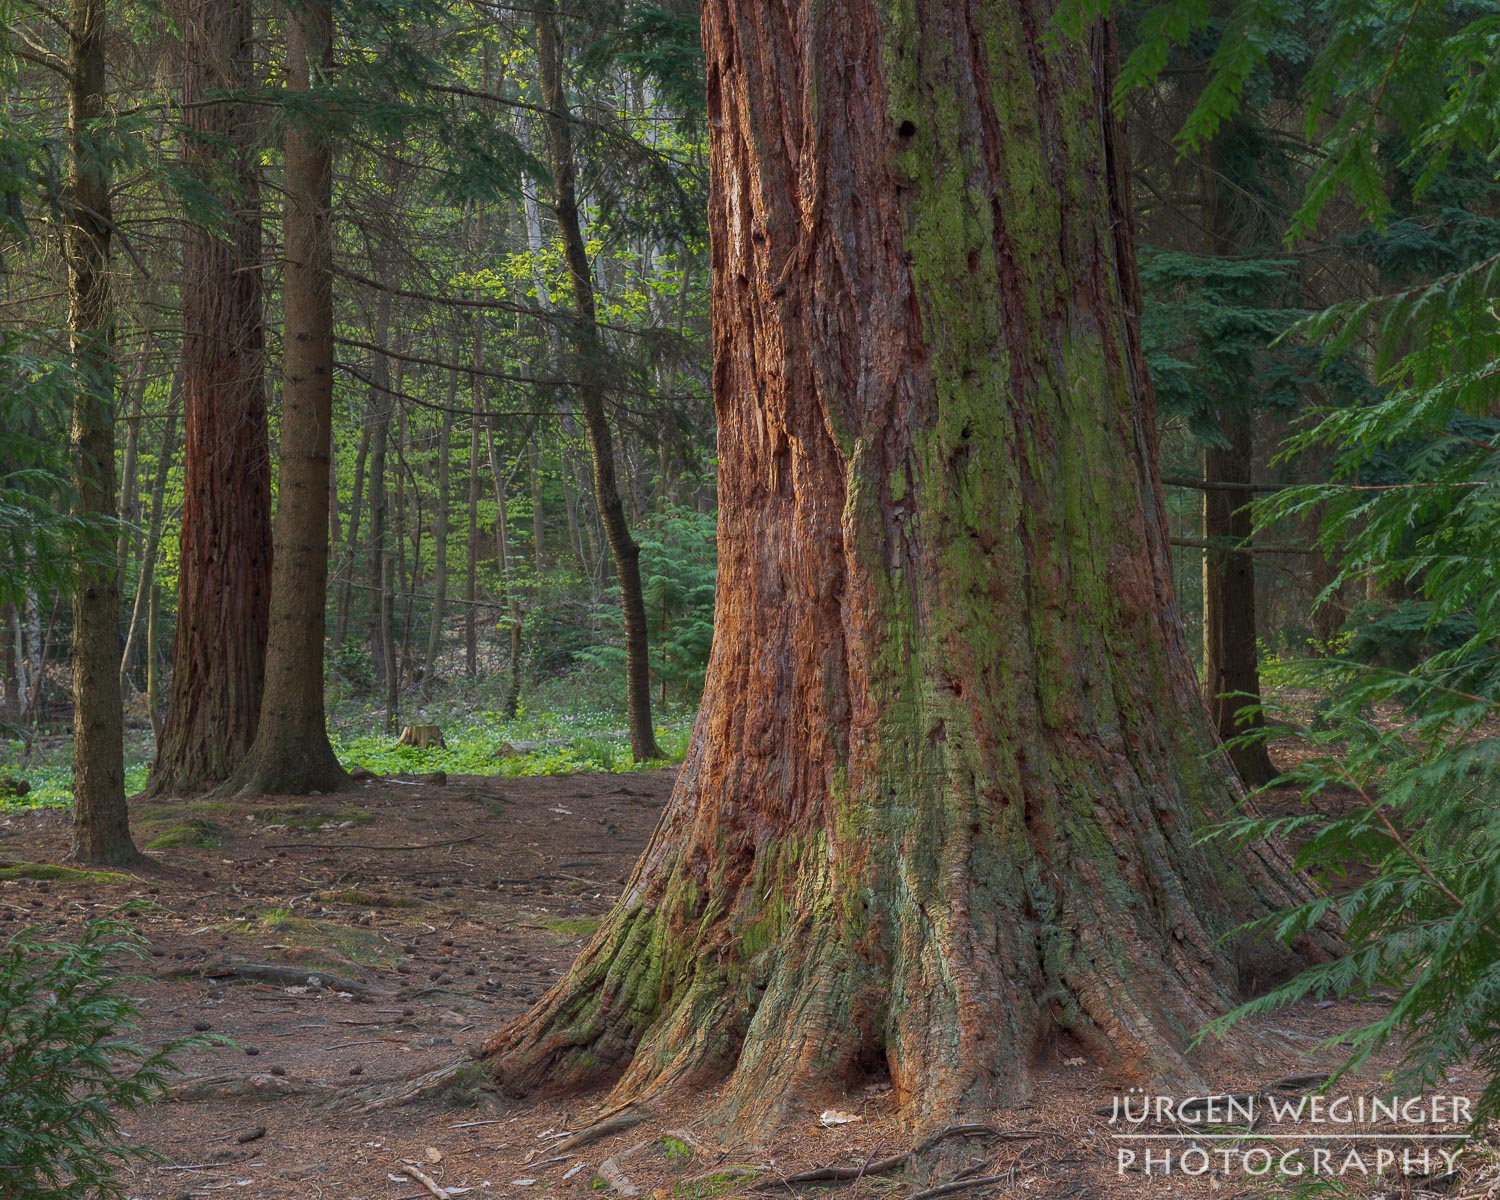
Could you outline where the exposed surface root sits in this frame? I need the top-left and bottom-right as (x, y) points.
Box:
(156, 959), (391, 996)
(167, 1072), (330, 1102)
(321, 1057), (500, 1115)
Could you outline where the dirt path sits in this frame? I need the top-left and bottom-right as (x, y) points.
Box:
(0, 772), (1489, 1199)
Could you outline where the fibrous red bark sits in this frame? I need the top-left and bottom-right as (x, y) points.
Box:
(149, 0), (273, 797)
(222, 0), (347, 798)
(486, 0), (1330, 1132)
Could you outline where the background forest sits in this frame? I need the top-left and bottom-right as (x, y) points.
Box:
(3, 0), (721, 797)
(1, 0), (1499, 1148)
(5, 0), (1488, 796)
(0, 0), (1496, 808)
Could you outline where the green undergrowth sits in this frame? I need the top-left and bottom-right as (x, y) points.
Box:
(331, 714), (690, 780)
(1, 701), (693, 813)
(0, 753), (150, 812)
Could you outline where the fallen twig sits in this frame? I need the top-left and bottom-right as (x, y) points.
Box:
(394, 1160), (449, 1200)
(596, 1140), (649, 1196)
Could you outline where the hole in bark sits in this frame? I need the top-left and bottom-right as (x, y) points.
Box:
(751, 230), (766, 245)
(898, 119), (916, 138)
(736, 273), (749, 290)
(967, 248), (980, 273)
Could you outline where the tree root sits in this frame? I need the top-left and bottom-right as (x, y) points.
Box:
(904, 1175), (1009, 1200)
(320, 1057), (503, 1115)
(157, 959), (391, 996)
(166, 1058), (500, 1116)
(167, 1072), (332, 1102)
(553, 1110), (648, 1153)
(757, 1124), (1040, 1188)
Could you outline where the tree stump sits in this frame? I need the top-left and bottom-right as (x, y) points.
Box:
(396, 725), (445, 750)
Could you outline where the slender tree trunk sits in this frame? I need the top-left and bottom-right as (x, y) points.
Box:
(119, 393), (179, 697)
(487, 0), (1331, 1131)
(465, 411), (481, 679)
(423, 384), (455, 681)
(534, 2), (660, 760)
(1201, 413), (1276, 786)
(13, 609), (29, 727)
(528, 434), (545, 571)
(506, 602), (522, 719)
(1198, 130), (1275, 789)
(224, 0), (345, 797)
(114, 336), (150, 592)
(327, 426), (341, 565)
(23, 593), (44, 726)
(385, 373), (406, 731)
(559, 450), (587, 572)
(150, 0), (273, 795)
(332, 424), (369, 650)
(146, 582), (163, 743)
(485, 419), (509, 598)
(66, 0), (136, 864)
(484, 416), (525, 715)
(366, 288), (394, 715)
(0, 604), (20, 724)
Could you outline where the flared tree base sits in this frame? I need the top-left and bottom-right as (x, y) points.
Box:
(485, 770), (1332, 1135)
(214, 733), (350, 799)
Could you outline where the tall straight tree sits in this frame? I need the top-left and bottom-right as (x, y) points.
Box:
(534, 1), (662, 761)
(1199, 128), (1276, 787)
(148, 0), (274, 796)
(66, 0), (137, 863)
(223, 0), (346, 797)
(1202, 410), (1276, 785)
(488, 0), (1330, 1129)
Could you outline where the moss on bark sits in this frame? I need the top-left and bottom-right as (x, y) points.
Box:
(484, 0), (1335, 1135)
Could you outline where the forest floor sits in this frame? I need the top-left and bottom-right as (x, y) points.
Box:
(0, 766), (1494, 1200)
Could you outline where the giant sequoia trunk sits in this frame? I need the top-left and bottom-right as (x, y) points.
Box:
(222, 0), (346, 797)
(66, 0), (136, 865)
(149, 0), (273, 796)
(487, 0), (1328, 1131)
